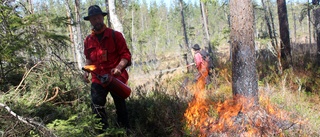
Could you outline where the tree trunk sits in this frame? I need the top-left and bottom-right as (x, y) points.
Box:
(200, 0), (210, 44)
(131, 5), (135, 68)
(312, 1), (320, 66)
(74, 0), (85, 70)
(266, 0), (282, 73)
(277, 0), (292, 70)
(230, 0), (258, 104)
(108, 0), (124, 35)
(290, 1), (297, 42)
(267, 0), (278, 48)
(200, 0), (214, 68)
(27, 0), (34, 14)
(308, 0), (312, 57)
(65, 0), (77, 66)
(261, 0), (276, 48)
(179, 0), (190, 72)
(104, 0), (112, 28)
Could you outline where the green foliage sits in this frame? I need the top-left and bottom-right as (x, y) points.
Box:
(0, 3), (70, 92)
(47, 114), (99, 137)
(1, 0), (320, 137)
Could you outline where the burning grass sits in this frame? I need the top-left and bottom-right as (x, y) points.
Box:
(184, 83), (307, 136)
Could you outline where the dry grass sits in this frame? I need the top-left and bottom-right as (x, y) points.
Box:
(127, 42), (320, 136)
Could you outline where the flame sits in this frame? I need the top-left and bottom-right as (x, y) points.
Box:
(184, 67), (304, 136)
(83, 65), (96, 71)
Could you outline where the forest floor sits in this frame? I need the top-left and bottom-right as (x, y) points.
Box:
(129, 43), (230, 88)
(128, 43), (320, 136)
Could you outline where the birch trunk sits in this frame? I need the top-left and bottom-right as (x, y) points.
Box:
(65, 0), (77, 65)
(74, 0), (85, 70)
(108, 0), (124, 35)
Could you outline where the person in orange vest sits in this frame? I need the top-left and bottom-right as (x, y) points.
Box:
(82, 5), (131, 134)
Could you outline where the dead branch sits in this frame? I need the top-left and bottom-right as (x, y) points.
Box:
(14, 61), (42, 92)
(36, 87), (60, 107)
(0, 103), (57, 137)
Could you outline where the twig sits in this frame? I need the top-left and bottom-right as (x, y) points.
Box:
(0, 103), (57, 137)
(36, 87), (60, 107)
(14, 61), (42, 92)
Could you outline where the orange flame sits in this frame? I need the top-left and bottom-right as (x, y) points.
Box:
(184, 67), (303, 136)
(83, 65), (96, 71)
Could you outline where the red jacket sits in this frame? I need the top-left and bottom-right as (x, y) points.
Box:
(84, 28), (131, 84)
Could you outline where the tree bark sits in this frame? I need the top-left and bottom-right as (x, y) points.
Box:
(27, 0), (34, 14)
(277, 0), (292, 70)
(230, 0), (258, 104)
(179, 0), (190, 72)
(200, 0), (214, 68)
(290, 1), (297, 42)
(312, 1), (320, 66)
(308, 0), (312, 57)
(267, 0), (278, 48)
(131, 4), (135, 68)
(65, 0), (77, 66)
(200, 0), (210, 44)
(266, 0), (282, 73)
(104, 0), (112, 28)
(108, 0), (124, 35)
(74, 0), (85, 70)
(261, 0), (276, 48)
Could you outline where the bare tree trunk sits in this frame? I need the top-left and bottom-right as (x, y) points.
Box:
(315, 9), (320, 66)
(179, 0), (189, 49)
(74, 0), (85, 70)
(131, 5), (135, 68)
(312, 0), (320, 66)
(308, 0), (312, 57)
(266, 0), (278, 46)
(65, 0), (77, 65)
(27, 0), (33, 14)
(200, 1), (210, 44)
(105, 0), (112, 28)
(108, 0), (124, 35)
(290, 1), (297, 42)
(261, 0), (276, 48)
(179, 0), (190, 72)
(265, 0), (282, 73)
(277, 0), (292, 70)
(230, 0), (258, 104)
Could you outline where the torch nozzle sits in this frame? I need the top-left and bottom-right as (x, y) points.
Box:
(82, 67), (91, 73)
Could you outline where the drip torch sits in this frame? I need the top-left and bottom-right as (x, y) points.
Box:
(82, 65), (131, 99)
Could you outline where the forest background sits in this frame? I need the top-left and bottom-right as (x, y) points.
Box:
(0, 0), (320, 136)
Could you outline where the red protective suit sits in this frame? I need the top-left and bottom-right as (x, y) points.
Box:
(84, 27), (131, 84)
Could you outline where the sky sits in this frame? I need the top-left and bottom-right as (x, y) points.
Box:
(144, 0), (308, 7)
(144, 0), (199, 7)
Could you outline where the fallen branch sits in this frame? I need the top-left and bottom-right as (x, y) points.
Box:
(14, 61), (42, 92)
(0, 103), (57, 137)
(36, 87), (60, 107)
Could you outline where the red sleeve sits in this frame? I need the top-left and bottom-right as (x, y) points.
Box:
(115, 31), (132, 67)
